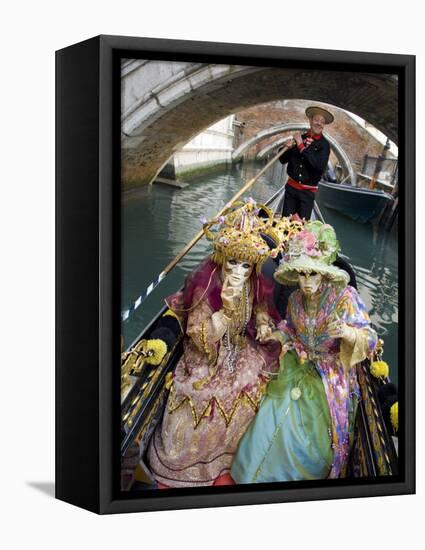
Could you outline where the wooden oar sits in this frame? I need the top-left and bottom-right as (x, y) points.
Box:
(121, 146), (288, 321)
(162, 146), (288, 275)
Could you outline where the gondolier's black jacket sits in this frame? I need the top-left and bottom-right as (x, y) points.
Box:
(279, 133), (330, 187)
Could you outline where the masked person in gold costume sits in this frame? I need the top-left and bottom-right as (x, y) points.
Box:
(146, 201), (291, 488)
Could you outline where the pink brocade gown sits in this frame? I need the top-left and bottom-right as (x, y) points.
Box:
(147, 286), (279, 488)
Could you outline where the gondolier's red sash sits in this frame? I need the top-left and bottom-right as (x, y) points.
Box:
(287, 177), (319, 193)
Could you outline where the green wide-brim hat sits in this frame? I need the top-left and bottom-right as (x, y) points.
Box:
(305, 105), (334, 124)
(274, 254), (350, 286)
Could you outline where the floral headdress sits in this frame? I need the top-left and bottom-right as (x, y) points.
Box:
(274, 221), (350, 286)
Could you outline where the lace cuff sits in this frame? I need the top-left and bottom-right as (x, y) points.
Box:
(340, 328), (372, 370)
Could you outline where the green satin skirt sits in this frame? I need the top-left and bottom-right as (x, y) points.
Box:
(231, 351), (334, 483)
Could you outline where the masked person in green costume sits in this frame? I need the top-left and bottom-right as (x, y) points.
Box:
(231, 221), (378, 481)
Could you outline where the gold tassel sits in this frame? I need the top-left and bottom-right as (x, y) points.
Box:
(390, 401), (398, 432)
(370, 360), (390, 379)
(144, 339), (168, 366)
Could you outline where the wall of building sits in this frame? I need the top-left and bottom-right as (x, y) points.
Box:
(172, 115), (235, 180)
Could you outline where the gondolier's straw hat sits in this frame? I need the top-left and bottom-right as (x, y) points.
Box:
(305, 105), (334, 124)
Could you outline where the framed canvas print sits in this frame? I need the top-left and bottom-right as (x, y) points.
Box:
(56, 35), (415, 514)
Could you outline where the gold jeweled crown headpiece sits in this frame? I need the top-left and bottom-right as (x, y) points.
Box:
(202, 199), (303, 273)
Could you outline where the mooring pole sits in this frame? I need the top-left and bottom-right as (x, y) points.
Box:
(369, 139), (391, 190)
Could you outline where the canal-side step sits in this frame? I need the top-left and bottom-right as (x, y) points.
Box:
(154, 177), (189, 189)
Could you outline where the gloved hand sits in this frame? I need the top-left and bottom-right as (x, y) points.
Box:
(256, 323), (273, 342)
(327, 319), (357, 345)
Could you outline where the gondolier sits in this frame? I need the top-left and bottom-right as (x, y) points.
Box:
(280, 105), (334, 219)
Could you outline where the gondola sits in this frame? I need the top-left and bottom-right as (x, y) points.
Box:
(317, 180), (394, 223)
(121, 182), (399, 490)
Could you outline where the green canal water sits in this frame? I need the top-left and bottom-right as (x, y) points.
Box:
(122, 163), (398, 382)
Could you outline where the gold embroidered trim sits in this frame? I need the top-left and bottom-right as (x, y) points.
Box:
(200, 320), (215, 363)
(192, 320), (217, 380)
(167, 383), (266, 429)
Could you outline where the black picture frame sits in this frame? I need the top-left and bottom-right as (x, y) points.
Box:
(56, 34), (415, 514)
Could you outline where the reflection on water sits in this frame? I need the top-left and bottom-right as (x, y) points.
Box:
(122, 163), (398, 382)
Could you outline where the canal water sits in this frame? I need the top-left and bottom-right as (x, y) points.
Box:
(122, 163), (398, 382)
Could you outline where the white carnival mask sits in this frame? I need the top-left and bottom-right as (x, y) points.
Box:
(298, 272), (323, 296)
(222, 258), (254, 289)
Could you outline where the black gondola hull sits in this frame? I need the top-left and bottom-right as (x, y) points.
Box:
(317, 181), (394, 223)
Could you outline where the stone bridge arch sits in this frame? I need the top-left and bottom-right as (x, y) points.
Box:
(121, 60), (397, 187)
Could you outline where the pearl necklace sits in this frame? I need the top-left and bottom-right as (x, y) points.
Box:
(223, 283), (250, 373)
